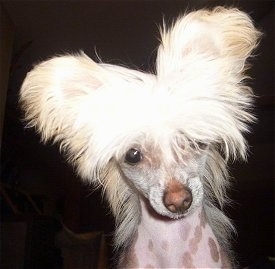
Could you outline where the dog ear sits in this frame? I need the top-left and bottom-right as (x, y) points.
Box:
(20, 53), (117, 178)
(156, 8), (261, 160)
(20, 52), (150, 181)
(20, 53), (111, 143)
(156, 7), (261, 79)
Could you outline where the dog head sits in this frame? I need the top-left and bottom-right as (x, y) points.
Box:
(20, 7), (261, 220)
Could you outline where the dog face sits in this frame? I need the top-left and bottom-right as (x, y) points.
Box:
(118, 140), (206, 219)
(20, 7), (261, 228)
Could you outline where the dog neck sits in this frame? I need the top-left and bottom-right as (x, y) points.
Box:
(118, 197), (231, 268)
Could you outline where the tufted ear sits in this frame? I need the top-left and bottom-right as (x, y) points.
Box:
(155, 7), (261, 160)
(20, 53), (108, 142)
(156, 7), (261, 81)
(20, 52), (153, 181)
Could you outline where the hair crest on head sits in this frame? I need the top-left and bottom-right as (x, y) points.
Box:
(20, 6), (261, 267)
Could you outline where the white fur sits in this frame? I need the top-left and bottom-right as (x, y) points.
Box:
(20, 6), (261, 262)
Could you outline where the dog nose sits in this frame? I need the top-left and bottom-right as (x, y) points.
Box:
(163, 181), (192, 213)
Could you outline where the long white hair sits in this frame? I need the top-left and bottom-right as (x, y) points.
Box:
(20, 7), (261, 251)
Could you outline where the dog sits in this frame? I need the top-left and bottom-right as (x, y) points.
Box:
(20, 7), (261, 268)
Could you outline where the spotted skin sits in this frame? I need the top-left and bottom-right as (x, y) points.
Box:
(118, 199), (231, 268)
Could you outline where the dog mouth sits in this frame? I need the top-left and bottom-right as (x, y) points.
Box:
(148, 186), (192, 219)
(148, 178), (203, 219)
(148, 195), (187, 220)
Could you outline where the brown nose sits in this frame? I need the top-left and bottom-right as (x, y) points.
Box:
(163, 181), (192, 213)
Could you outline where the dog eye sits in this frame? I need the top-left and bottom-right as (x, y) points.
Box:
(197, 142), (207, 150)
(189, 140), (207, 150)
(125, 148), (142, 164)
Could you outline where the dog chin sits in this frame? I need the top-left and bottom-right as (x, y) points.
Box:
(148, 200), (193, 220)
(161, 210), (186, 220)
(147, 194), (191, 220)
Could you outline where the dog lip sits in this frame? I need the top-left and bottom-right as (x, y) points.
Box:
(147, 193), (187, 220)
(144, 197), (186, 221)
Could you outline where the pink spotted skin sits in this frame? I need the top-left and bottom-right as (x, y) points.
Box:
(118, 199), (231, 269)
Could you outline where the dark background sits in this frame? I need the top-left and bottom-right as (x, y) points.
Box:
(1, 1), (274, 268)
